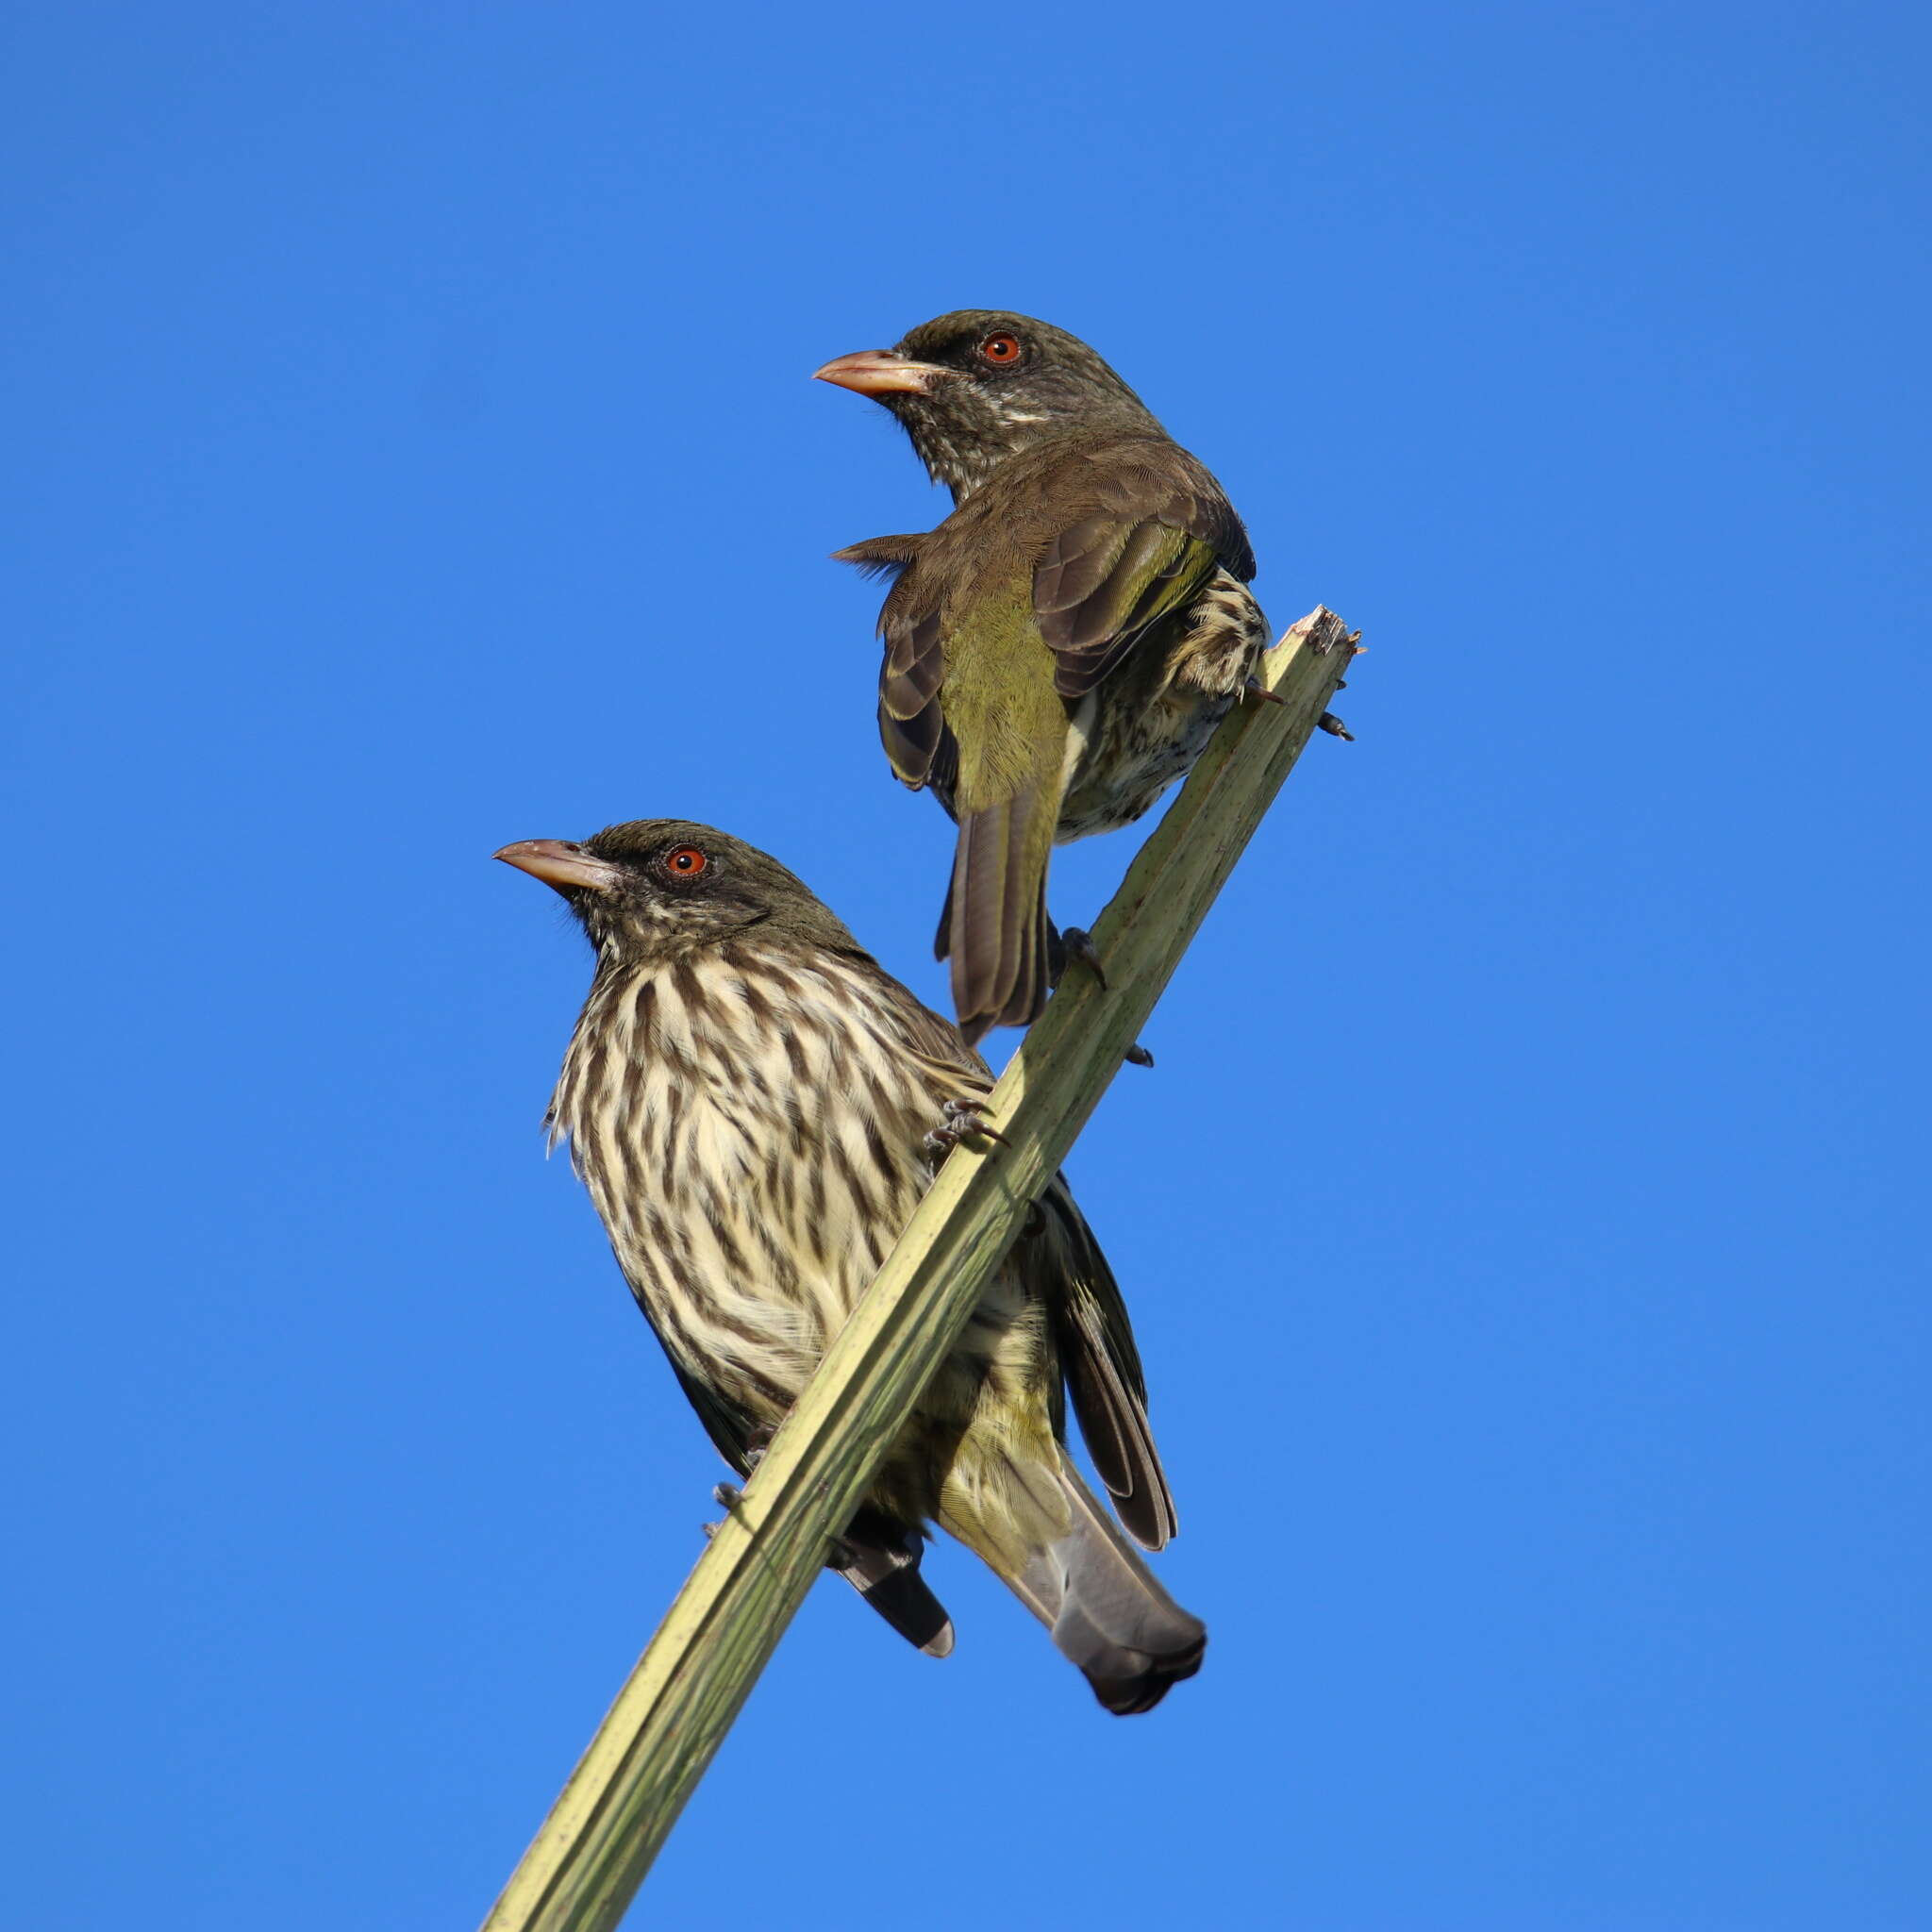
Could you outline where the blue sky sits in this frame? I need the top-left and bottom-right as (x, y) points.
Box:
(4, 4), (1926, 1927)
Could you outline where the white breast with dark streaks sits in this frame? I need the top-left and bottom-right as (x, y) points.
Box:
(546, 942), (982, 1431)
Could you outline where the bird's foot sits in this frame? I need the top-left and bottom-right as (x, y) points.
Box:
(1052, 926), (1153, 1067)
(1288, 618), (1364, 659)
(701, 1422), (785, 1540)
(1242, 675), (1286, 707)
(1308, 623), (1367, 658)
(924, 1097), (1009, 1163)
(1058, 925), (1107, 989)
(702, 1481), (747, 1541)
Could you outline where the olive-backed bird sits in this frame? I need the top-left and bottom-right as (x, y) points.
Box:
(815, 309), (1269, 1043)
(495, 820), (1206, 1713)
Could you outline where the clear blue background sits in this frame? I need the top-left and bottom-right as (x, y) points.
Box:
(4, 4), (1924, 1927)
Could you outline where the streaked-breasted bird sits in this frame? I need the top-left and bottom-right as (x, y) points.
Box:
(494, 819), (1205, 1713)
(815, 309), (1270, 1043)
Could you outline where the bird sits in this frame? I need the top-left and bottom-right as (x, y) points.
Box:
(495, 818), (1205, 1713)
(814, 308), (1271, 1043)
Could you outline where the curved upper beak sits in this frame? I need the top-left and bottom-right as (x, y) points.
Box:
(493, 840), (623, 894)
(812, 348), (950, 397)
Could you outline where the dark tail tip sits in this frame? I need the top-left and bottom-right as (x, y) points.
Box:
(1036, 1469), (1207, 1715)
(1081, 1624), (1207, 1715)
(860, 1566), (955, 1658)
(834, 1507), (955, 1657)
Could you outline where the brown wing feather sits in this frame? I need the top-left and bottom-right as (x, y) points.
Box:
(877, 605), (950, 788)
(1037, 519), (1214, 700)
(1034, 446), (1257, 701)
(1032, 1184), (1178, 1551)
(833, 947), (1177, 1552)
(832, 533), (927, 585)
(853, 437), (1252, 794)
(1096, 458), (1257, 581)
(839, 534), (953, 790)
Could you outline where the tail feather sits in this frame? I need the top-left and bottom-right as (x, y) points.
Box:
(833, 1507), (955, 1658)
(1012, 1466), (1207, 1715)
(932, 867), (955, 963)
(944, 788), (1056, 1044)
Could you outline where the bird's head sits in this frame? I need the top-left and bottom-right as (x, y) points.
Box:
(813, 310), (1161, 498)
(494, 819), (855, 968)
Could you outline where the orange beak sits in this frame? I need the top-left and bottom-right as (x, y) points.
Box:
(811, 348), (951, 397)
(492, 840), (623, 894)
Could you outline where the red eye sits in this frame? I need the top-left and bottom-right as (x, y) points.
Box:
(662, 845), (708, 878)
(978, 331), (1021, 364)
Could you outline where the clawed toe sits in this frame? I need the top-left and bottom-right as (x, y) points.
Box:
(1050, 925), (1153, 1064)
(703, 1480), (747, 1541)
(924, 1097), (1008, 1163)
(1058, 925), (1107, 989)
